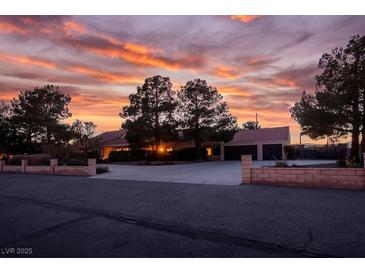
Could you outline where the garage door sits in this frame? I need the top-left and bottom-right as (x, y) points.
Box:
(224, 145), (257, 160)
(263, 144), (282, 160)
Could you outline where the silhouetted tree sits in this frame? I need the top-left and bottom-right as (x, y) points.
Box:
(177, 79), (238, 159)
(71, 119), (97, 158)
(120, 75), (177, 150)
(242, 121), (261, 130)
(0, 100), (20, 153)
(291, 35), (365, 161)
(11, 85), (71, 148)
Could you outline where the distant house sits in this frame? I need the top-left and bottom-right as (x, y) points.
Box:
(95, 130), (129, 160)
(95, 126), (290, 161)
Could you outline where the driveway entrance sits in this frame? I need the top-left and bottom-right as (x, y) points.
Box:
(92, 161), (242, 185)
(92, 160), (336, 186)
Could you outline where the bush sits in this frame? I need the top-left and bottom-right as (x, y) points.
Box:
(96, 166), (109, 174)
(108, 151), (130, 162)
(167, 148), (207, 161)
(6, 157), (22, 165)
(6, 154), (51, 166)
(130, 149), (147, 161)
(284, 145), (296, 160)
(87, 150), (100, 159)
(108, 149), (148, 162)
(337, 158), (362, 168)
(274, 161), (289, 167)
(66, 158), (87, 166)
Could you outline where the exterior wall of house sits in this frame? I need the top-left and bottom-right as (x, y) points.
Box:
(225, 139), (289, 160)
(101, 145), (129, 159)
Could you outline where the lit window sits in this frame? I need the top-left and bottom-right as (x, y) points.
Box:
(206, 147), (212, 156)
(166, 146), (173, 153)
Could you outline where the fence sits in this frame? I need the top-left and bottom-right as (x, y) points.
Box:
(284, 144), (348, 160)
(0, 159), (96, 176)
(241, 155), (365, 190)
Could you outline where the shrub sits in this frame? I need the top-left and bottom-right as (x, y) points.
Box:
(96, 166), (109, 174)
(337, 158), (362, 168)
(6, 154), (51, 166)
(66, 158), (87, 166)
(130, 149), (147, 161)
(6, 157), (22, 165)
(283, 145), (296, 160)
(168, 148), (207, 161)
(274, 161), (289, 167)
(108, 151), (130, 162)
(87, 151), (100, 159)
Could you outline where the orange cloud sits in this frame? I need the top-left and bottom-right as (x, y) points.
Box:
(212, 65), (241, 79)
(0, 17), (205, 72)
(63, 21), (86, 34)
(230, 15), (260, 23)
(68, 65), (141, 83)
(218, 86), (251, 97)
(0, 21), (29, 35)
(274, 79), (296, 88)
(0, 53), (56, 69)
(123, 42), (161, 54)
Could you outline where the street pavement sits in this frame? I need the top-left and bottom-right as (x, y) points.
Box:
(0, 173), (363, 257)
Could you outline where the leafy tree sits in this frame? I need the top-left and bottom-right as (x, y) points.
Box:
(0, 100), (18, 152)
(120, 75), (177, 150)
(242, 121), (261, 130)
(11, 85), (72, 147)
(177, 79), (238, 159)
(291, 35), (365, 161)
(71, 119), (96, 141)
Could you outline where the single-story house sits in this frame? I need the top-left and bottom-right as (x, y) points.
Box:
(95, 126), (290, 161)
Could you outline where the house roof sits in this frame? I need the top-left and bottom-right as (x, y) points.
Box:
(95, 129), (129, 147)
(228, 126), (290, 144)
(96, 126), (290, 147)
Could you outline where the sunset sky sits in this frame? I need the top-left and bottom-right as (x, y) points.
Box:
(0, 15), (364, 143)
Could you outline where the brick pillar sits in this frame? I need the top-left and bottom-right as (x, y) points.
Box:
(257, 144), (263, 161)
(241, 155), (252, 184)
(0, 160), (4, 173)
(88, 159), (96, 176)
(50, 159), (58, 175)
(21, 159), (28, 173)
(220, 142), (224, 161)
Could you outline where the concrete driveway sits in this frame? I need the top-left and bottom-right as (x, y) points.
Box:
(92, 160), (336, 185)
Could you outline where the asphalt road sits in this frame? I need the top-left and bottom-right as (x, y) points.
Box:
(1, 173), (365, 257)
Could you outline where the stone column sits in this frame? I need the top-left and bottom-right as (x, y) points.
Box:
(241, 155), (252, 184)
(88, 159), (96, 176)
(0, 160), (4, 173)
(50, 159), (58, 175)
(21, 159), (28, 173)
